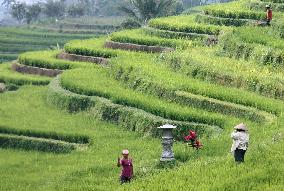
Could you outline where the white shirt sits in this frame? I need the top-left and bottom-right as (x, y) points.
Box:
(231, 131), (249, 152)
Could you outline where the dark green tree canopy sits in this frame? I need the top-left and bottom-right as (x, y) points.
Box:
(119, 0), (182, 23)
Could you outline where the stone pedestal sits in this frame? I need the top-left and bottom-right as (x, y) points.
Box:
(158, 124), (176, 162)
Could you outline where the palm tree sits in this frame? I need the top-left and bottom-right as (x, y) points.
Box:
(119, 0), (181, 23)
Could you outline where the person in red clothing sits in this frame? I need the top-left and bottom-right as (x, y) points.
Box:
(266, 4), (272, 26)
(185, 130), (197, 146)
(117, 149), (133, 184)
(184, 130), (202, 150)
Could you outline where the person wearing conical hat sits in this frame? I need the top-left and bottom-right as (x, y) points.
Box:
(231, 123), (249, 163)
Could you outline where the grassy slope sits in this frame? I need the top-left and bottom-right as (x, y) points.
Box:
(0, 86), (167, 190)
(0, 1), (283, 190)
(1, 86), (282, 190)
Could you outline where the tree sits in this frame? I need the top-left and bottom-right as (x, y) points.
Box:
(1, 0), (16, 8)
(10, 2), (42, 25)
(67, 3), (86, 17)
(119, 0), (182, 23)
(78, 0), (93, 16)
(10, 2), (26, 23)
(44, 0), (65, 18)
(25, 3), (42, 24)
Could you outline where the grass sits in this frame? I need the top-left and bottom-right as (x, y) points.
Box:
(0, 86), (282, 190)
(110, 29), (192, 49)
(60, 66), (227, 127)
(64, 38), (120, 58)
(0, 63), (51, 85)
(61, 37), (284, 116)
(109, 52), (284, 115)
(219, 32), (284, 67)
(0, 85), (198, 191)
(164, 47), (284, 100)
(148, 15), (222, 35)
(124, 133), (284, 190)
(1, 0), (284, 190)
(18, 50), (92, 70)
(234, 26), (284, 49)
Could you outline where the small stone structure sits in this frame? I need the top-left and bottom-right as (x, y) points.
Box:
(12, 63), (62, 77)
(0, 83), (6, 93)
(104, 41), (174, 53)
(158, 124), (176, 162)
(57, 52), (108, 65)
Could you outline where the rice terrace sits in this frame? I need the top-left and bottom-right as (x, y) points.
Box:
(0, 0), (283, 190)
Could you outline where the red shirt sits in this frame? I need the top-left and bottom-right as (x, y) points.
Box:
(189, 130), (197, 139)
(267, 9), (272, 20)
(120, 159), (133, 177)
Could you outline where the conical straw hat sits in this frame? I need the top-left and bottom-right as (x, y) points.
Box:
(234, 123), (248, 131)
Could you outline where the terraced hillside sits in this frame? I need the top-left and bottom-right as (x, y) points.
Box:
(0, 17), (123, 63)
(0, 0), (283, 190)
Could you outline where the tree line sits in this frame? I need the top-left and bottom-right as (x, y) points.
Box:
(1, 0), (234, 25)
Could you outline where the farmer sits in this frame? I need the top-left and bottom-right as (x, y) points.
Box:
(117, 149), (133, 184)
(231, 123), (249, 163)
(185, 130), (202, 149)
(266, 4), (272, 26)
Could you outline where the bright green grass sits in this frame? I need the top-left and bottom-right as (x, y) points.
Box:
(0, 85), (229, 191)
(235, 26), (284, 49)
(0, 86), (282, 191)
(109, 52), (284, 114)
(0, 86), (161, 190)
(0, 63), (51, 85)
(61, 37), (284, 114)
(164, 47), (284, 99)
(202, 0), (283, 19)
(64, 37), (120, 58)
(124, 134), (284, 190)
(148, 15), (222, 35)
(18, 50), (92, 70)
(110, 29), (192, 48)
(203, 0), (260, 17)
(60, 66), (227, 127)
